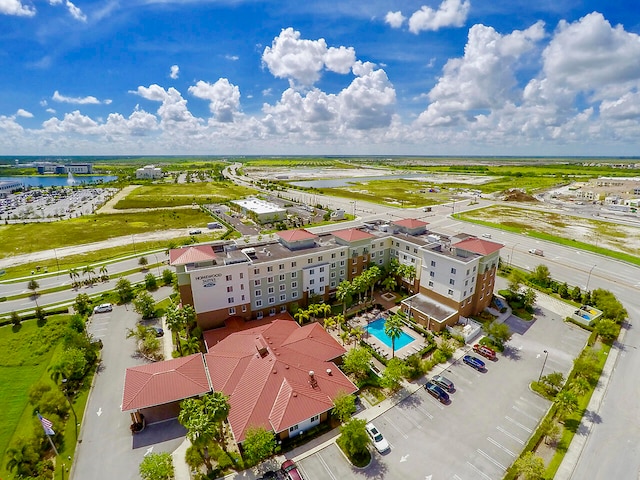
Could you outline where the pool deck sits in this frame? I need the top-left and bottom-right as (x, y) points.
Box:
(349, 309), (428, 360)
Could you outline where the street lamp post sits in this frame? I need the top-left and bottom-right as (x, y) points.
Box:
(586, 264), (597, 291)
(509, 243), (519, 268)
(62, 379), (78, 440)
(153, 253), (161, 277)
(538, 350), (549, 382)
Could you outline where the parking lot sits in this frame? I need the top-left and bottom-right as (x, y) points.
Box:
(297, 304), (589, 480)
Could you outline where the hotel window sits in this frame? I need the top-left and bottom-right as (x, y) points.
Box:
(268, 297), (275, 304)
(291, 272), (297, 278)
(318, 256), (323, 261)
(473, 266), (477, 272)
(268, 276), (274, 283)
(229, 307), (236, 315)
(379, 259), (383, 265)
(406, 245), (410, 251)
(320, 277), (324, 283)
(279, 264), (284, 270)
(431, 260), (436, 267)
(352, 258), (357, 265)
(320, 266), (325, 272)
(463, 290), (467, 297)
(331, 262), (336, 268)
(331, 272), (336, 278)
(226, 275), (232, 281)
(311, 415), (319, 422)
(227, 286), (233, 292)
(256, 299), (262, 307)
(451, 267), (456, 274)
(241, 294), (245, 301)
(291, 281), (297, 289)
(308, 258), (313, 264)
(254, 279), (261, 286)
(240, 272), (244, 279)
(280, 294), (286, 301)
(310, 279), (315, 285)
(228, 297), (234, 303)
(279, 284), (286, 291)
(242, 305), (247, 312)
(267, 266), (273, 272)
(257, 311), (263, 319)
(466, 269), (470, 275)
(428, 281), (434, 287)
(310, 269), (315, 275)
(254, 268), (260, 274)
(341, 270), (345, 276)
(240, 284), (244, 290)
(279, 274), (285, 281)
(255, 289), (262, 297)
(331, 281), (336, 287)
(280, 305), (287, 313)
(292, 291), (298, 298)
(268, 287), (274, 294)
(465, 280), (469, 286)
(430, 271), (435, 277)
(331, 253), (336, 258)
(449, 279), (455, 285)
(448, 289), (453, 296)
(309, 289), (315, 295)
(289, 425), (299, 433)
(352, 268), (357, 274)
(291, 261), (296, 267)
(414, 248), (418, 253)
(341, 251), (345, 256)
(269, 308), (276, 316)
(340, 260), (345, 266)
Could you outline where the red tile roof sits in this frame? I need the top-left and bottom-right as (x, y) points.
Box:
(332, 228), (375, 242)
(277, 229), (318, 242)
(392, 218), (428, 229)
(454, 237), (503, 256)
(204, 319), (356, 443)
(169, 245), (216, 266)
(121, 354), (211, 411)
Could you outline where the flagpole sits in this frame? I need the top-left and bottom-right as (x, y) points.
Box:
(47, 434), (59, 456)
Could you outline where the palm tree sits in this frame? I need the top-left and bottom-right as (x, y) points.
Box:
(27, 279), (39, 307)
(165, 302), (185, 355)
(339, 330), (350, 346)
(99, 265), (109, 282)
(317, 302), (332, 319)
(366, 266), (382, 303)
(182, 336), (201, 355)
(381, 275), (397, 292)
(294, 308), (310, 325)
(324, 316), (337, 332)
(384, 313), (404, 359)
(82, 265), (95, 285)
(5, 440), (37, 477)
(336, 280), (353, 317)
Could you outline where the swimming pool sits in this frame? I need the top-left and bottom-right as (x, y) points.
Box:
(366, 317), (416, 350)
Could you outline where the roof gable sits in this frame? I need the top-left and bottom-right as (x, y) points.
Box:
(392, 218), (428, 229)
(169, 245), (216, 266)
(122, 354), (210, 411)
(332, 228), (375, 242)
(454, 237), (503, 256)
(276, 229), (317, 242)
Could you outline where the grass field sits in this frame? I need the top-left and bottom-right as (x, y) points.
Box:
(0, 315), (69, 478)
(113, 182), (256, 209)
(0, 209), (216, 259)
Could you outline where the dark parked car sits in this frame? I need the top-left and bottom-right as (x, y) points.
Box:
(431, 374), (455, 393)
(463, 354), (486, 371)
(425, 380), (450, 404)
(152, 326), (164, 337)
(281, 460), (303, 480)
(257, 471), (283, 480)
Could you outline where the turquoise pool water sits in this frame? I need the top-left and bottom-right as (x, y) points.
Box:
(366, 317), (415, 349)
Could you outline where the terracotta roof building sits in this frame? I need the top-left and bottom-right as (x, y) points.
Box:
(204, 318), (357, 443)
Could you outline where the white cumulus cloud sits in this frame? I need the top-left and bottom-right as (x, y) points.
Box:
(0, 0), (35, 17)
(52, 90), (102, 105)
(170, 65), (179, 79)
(262, 28), (356, 87)
(16, 109), (33, 118)
(49, 0), (86, 21)
(189, 78), (241, 123)
(132, 84), (201, 130)
(409, 0), (471, 34)
(385, 11), (406, 29)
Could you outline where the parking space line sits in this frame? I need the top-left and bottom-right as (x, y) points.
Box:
(396, 407), (423, 430)
(487, 437), (517, 457)
(386, 419), (409, 439)
(476, 449), (507, 471)
(511, 405), (538, 422)
(465, 461), (493, 480)
(505, 416), (532, 433)
(415, 405), (434, 420)
(517, 396), (547, 413)
(453, 474), (463, 480)
(496, 426), (525, 445)
(317, 452), (338, 480)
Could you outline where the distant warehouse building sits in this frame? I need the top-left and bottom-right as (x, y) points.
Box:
(0, 180), (23, 197)
(136, 165), (163, 179)
(231, 197), (286, 224)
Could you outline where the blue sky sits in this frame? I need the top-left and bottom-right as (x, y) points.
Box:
(1, 0), (639, 156)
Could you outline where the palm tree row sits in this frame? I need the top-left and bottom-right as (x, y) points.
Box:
(68, 264), (109, 288)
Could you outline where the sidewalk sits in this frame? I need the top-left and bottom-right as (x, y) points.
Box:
(554, 322), (626, 479)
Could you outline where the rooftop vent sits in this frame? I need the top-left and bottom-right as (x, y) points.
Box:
(309, 370), (318, 388)
(326, 368), (332, 376)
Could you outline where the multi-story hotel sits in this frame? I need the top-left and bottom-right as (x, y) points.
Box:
(169, 218), (503, 332)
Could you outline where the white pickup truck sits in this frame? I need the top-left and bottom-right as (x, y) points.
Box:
(528, 248), (544, 256)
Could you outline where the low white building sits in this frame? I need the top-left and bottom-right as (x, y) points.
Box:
(136, 165), (163, 179)
(231, 197), (286, 224)
(0, 180), (23, 197)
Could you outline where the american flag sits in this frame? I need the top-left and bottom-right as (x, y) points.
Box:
(38, 413), (55, 436)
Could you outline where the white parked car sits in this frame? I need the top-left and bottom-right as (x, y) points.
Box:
(93, 303), (113, 314)
(366, 422), (390, 453)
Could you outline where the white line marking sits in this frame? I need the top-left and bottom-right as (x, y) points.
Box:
(505, 416), (532, 433)
(466, 461), (493, 480)
(487, 437), (517, 457)
(386, 419), (409, 439)
(477, 449), (507, 471)
(396, 408), (423, 430)
(512, 405), (538, 422)
(453, 475), (463, 480)
(496, 426), (525, 445)
(317, 453), (338, 480)
(416, 405), (434, 420)
(518, 396), (546, 412)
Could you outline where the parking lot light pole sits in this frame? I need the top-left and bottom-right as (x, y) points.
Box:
(538, 350), (549, 382)
(586, 264), (597, 291)
(509, 243), (519, 268)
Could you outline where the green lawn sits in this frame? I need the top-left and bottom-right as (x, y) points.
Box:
(113, 182), (256, 209)
(0, 209), (215, 259)
(0, 315), (69, 478)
